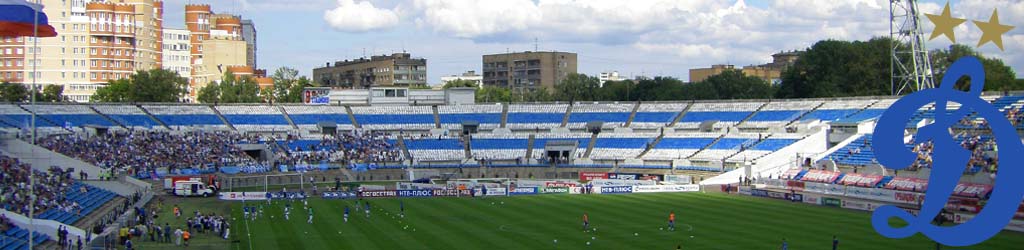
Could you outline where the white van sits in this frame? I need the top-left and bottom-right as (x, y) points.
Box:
(173, 180), (215, 197)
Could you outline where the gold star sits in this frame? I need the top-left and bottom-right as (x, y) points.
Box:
(925, 2), (966, 43)
(973, 9), (1015, 51)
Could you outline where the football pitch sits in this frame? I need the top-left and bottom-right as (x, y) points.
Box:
(140, 192), (1024, 250)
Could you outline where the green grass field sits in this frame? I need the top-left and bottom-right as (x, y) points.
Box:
(138, 192), (1024, 250)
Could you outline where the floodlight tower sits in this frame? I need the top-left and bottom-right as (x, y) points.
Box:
(890, 0), (936, 95)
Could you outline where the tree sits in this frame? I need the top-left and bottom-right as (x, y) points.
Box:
(41, 84), (64, 102)
(197, 71), (262, 103)
(476, 86), (511, 103)
(522, 87), (554, 102)
(776, 38), (891, 98)
(0, 82), (29, 102)
(555, 73), (600, 102)
(442, 79), (478, 89)
(596, 80), (636, 101)
(697, 70), (774, 99)
(930, 44), (1020, 91)
(90, 68), (187, 102)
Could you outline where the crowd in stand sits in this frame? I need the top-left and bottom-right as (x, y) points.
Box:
(907, 133), (997, 173)
(275, 131), (403, 167)
(0, 155), (78, 217)
(0, 214), (10, 232)
(37, 131), (262, 176)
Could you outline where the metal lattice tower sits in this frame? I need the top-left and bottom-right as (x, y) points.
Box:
(890, 0), (936, 95)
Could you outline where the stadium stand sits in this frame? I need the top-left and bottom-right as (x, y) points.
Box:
(141, 105), (226, 127)
(215, 105), (292, 131)
(438, 104), (503, 130)
(351, 106), (435, 130)
(632, 103), (686, 129)
(676, 101), (761, 129)
(0, 104), (57, 130)
(507, 104), (568, 129)
(281, 105), (356, 132)
(21, 104), (116, 128)
(566, 103), (634, 129)
(91, 105), (162, 128)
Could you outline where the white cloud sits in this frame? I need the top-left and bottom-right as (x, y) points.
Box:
(324, 0), (400, 32)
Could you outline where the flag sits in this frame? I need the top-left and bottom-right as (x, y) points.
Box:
(0, 0), (58, 37)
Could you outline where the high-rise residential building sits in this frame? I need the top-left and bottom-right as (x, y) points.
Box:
(0, 0), (165, 102)
(241, 19), (256, 69)
(161, 28), (190, 79)
(482, 51), (577, 93)
(598, 71), (624, 87)
(313, 53), (428, 89)
(183, 4), (262, 100)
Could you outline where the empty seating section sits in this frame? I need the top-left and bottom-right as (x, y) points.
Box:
(752, 139), (798, 151)
(472, 149), (526, 160)
(0, 104), (55, 128)
(282, 106), (355, 131)
(801, 99), (874, 121)
(567, 103), (633, 128)
(23, 105), (115, 127)
(469, 135), (528, 160)
(471, 138), (529, 149)
(92, 105), (161, 127)
(822, 134), (875, 166)
(837, 109), (885, 123)
(35, 182), (118, 225)
(677, 102), (759, 128)
(532, 133), (591, 149)
(217, 105), (291, 131)
(744, 100), (820, 125)
(407, 137), (464, 161)
(633, 103), (685, 128)
(438, 105), (502, 129)
(143, 105), (224, 127)
(351, 106), (434, 130)
(507, 104), (568, 129)
(1, 225), (49, 250)
(643, 135), (716, 160)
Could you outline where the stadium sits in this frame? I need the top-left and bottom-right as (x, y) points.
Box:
(2, 0), (1024, 250)
(0, 94), (1022, 249)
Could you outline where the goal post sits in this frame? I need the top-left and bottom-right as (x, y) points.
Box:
(227, 173), (309, 192)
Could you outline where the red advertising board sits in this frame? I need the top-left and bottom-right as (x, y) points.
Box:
(579, 172), (609, 181)
(884, 177), (929, 192)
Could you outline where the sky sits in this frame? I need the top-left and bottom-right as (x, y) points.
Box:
(161, 0), (1024, 85)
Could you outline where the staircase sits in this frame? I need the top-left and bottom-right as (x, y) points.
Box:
(345, 106), (361, 129)
(690, 133), (727, 159)
(723, 135), (768, 160)
(582, 133), (598, 158)
(432, 105), (441, 129)
(525, 134), (536, 159)
(560, 103), (573, 128)
(137, 105), (170, 130)
(396, 135), (413, 161)
(668, 101), (694, 127)
(463, 135), (472, 159)
(785, 101), (826, 126)
(209, 105), (237, 131)
(88, 106), (126, 129)
(736, 101), (769, 127)
(624, 101), (641, 128)
(500, 103), (509, 128)
(278, 106), (299, 130)
(635, 133), (664, 159)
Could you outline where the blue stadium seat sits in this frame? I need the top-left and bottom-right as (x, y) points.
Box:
(154, 115), (224, 126)
(107, 115), (160, 127)
(680, 111), (751, 122)
(654, 138), (716, 149)
(568, 112), (630, 123)
(353, 114), (434, 125)
(470, 139), (529, 149)
(405, 139), (463, 150)
(710, 138), (749, 149)
(288, 114), (350, 125)
(632, 112), (677, 123)
(223, 114), (290, 125)
(747, 110), (801, 122)
(439, 114), (501, 125)
(594, 138), (650, 149)
(507, 113), (564, 124)
(751, 139), (797, 151)
(40, 114), (115, 127)
(801, 109), (859, 121)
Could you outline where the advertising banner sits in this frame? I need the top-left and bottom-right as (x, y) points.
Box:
(738, 186), (752, 195)
(801, 170), (842, 183)
(631, 185), (700, 193)
(953, 183), (993, 198)
(359, 190), (397, 198)
(397, 190), (434, 198)
(884, 177), (929, 192)
(580, 172), (609, 181)
(545, 182), (579, 188)
(803, 182), (846, 195)
(751, 189), (769, 198)
(541, 187), (570, 194)
(321, 191), (357, 199)
(607, 173), (637, 180)
(841, 200), (874, 211)
(270, 192), (308, 200)
(786, 180), (805, 191)
(664, 175), (692, 184)
(509, 187), (539, 195)
(822, 197), (842, 207)
(590, 179), (656, 186)
(763, 179), (787, 189)
(485, 188), (507, 196)
(838, 173), (884, 187)
(219, 192), (268, 201)
(803, 192), (822, 205)
(600, 186), (634, 194)
(433, 189), (472, 197)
